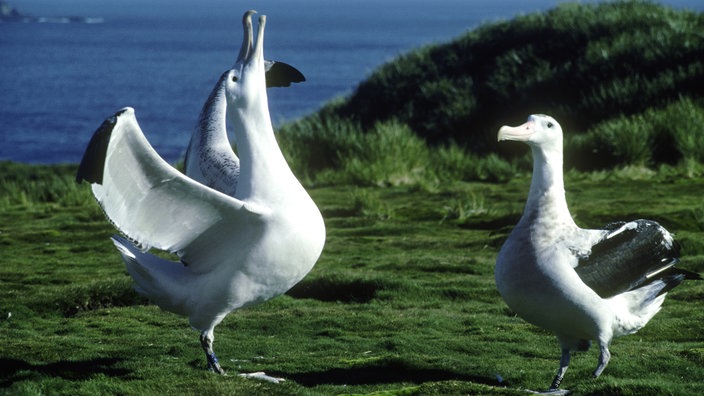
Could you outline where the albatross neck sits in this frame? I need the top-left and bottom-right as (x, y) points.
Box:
(523, 144), (574, 226)
(196, 73), (230, 150)
(229, 96), (295, 200)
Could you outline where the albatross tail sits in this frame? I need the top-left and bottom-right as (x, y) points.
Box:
(111, 235), (192, 316)
(608, 273), (687, 337)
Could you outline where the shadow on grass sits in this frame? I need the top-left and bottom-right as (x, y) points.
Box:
(286, 276), (382, 303)
(278, 359), (496, 387)
(0, 357), (133, 386)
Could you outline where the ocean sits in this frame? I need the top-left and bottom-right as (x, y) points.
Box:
(1, 0), (702, 164)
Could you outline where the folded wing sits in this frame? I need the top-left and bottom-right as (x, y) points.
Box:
(574, 220), (698, 298)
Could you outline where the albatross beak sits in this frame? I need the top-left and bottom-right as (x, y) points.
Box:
(252, 14), (266, 62)
(497, 119), (535, 142)
(236, 11), (304, 87)
(236, 10), (256, 64)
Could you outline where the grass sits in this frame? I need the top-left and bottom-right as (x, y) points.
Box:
(323, 1), (704, 165)
(1, 162), (704, 395)
(271, 2), (704, 188)
(276, 114), (521, 187)
(567, 97), (704, 170)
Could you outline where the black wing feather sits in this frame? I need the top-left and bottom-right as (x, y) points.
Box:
(264, 61), (305, 87)
(75, 109), (126, 184)
(574, 220), (699, 298)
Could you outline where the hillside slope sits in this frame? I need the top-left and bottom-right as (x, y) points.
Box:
(327, 1), (703, 155)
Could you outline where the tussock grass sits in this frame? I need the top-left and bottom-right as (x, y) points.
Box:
(278, 96), (704, 187)
(0, 162), (95, 210)
(278, 115), (433, 187)
(441, 192), (496, 223)
(568, 97), (704, 170)
(278, 115), (517, 187)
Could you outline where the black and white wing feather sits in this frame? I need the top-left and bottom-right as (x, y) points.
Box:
(77, 107), (267, 274)
(575, 220), (699, 298)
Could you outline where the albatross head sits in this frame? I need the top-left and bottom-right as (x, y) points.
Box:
(497, 114), (563, 152)
(223, 11), (304, 111)
(223, 10), (268, 109)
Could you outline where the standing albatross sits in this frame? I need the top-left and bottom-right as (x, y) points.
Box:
(76, 11), (325, 377)
(495, 114), (700, 393)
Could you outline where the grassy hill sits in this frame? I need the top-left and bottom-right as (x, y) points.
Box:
(278, 0), (704, 182)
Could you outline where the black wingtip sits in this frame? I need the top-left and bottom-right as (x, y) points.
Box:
(657, 274), (687, 296)
(650, 262), (701, 296)
(75, 109), (126, 184)
(265, 61), (306, 88)
(676, 267), (703, 281)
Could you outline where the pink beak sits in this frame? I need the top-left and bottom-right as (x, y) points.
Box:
(497, 119), (535, 142)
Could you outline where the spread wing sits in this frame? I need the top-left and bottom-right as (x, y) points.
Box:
(574, 220), (697, 298)
(77, 107), (268, 274)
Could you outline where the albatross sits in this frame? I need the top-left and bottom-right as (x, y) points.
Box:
(76, 11), (325, 378)
(495, 114), (701, 393)
(184, 10), (304, 197)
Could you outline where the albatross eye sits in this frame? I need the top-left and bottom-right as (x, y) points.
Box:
(546, 122), (554, 128)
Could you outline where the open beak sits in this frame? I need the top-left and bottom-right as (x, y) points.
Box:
(235, 11), (265, 66)
(497, 119), (535, 142)
(251, 14), (266, 63)
(236, 10), (256, 65)
(234, 10), (304, 88)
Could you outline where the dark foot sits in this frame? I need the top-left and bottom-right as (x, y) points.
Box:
(200, 332), (225, 375)
(206, 351), (225, 375)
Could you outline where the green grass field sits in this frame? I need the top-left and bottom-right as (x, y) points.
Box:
(1, 162), (703, 395)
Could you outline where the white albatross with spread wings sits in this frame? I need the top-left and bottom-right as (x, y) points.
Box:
(495, 114), (700, 394)
(76, 11), (325, 379)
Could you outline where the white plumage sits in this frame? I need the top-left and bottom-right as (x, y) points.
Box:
(495, 114), (700, 393)
(183, 10), (304, 197)
(76, 11), (324, 376)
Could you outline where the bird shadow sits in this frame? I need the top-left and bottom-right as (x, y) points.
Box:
(0, 357), (133, 387)
(273, 359), (497, 388)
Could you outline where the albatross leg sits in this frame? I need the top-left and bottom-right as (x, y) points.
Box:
(197, 329), (284, 382)
(593, 342), (611, 378)
(200, 330), (225, 375)
(549, 348), (571, 390)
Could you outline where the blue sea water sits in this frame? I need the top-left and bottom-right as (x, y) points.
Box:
(1, 0), (702, 164)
